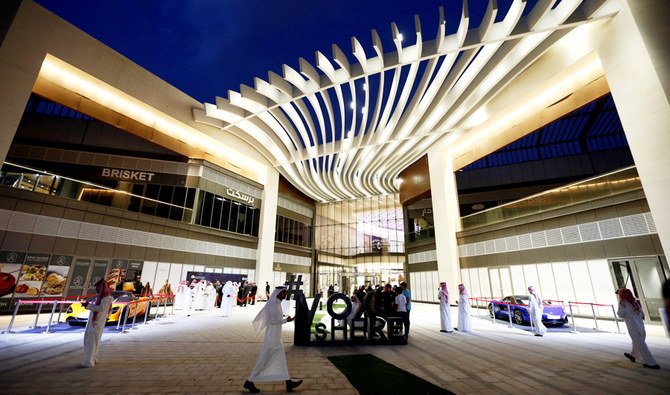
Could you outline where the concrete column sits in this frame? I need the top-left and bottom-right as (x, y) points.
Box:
(0, 1), (45, 164)
(255, 167), (279, 288)
(427, 148), (461, 294)
(598, 0), (670, 253)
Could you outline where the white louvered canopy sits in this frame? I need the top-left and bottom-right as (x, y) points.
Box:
(196, 0), (615, 202)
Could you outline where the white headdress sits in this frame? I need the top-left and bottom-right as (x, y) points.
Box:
(252, 286), (286, 332)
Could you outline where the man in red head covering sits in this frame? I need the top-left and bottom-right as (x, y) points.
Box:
(438, 282), (453, 333)
(616, 288), (659, 369)
(527, 286), (547, 337)
(457, 284), (472, 332)
(79, 278), (113, 367)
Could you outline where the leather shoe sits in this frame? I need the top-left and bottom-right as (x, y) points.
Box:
(243, 380), (260, 393)
(286, 379), (303, 392)
(643, 364), (660, 370)
(624, 353), (635, 363)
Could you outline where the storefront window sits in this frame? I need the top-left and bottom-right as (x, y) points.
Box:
(274, 215), (312, 247)
(405, 197), (435, 243)
(195, 191), (260, 237)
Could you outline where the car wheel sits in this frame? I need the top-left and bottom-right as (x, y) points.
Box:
(488, 303), (494, 317)
(513, 309), (524, 325)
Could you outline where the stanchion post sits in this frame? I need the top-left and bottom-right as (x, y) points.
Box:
(130, 301), (139, 329)
(590, 303), (599, 330)
(569, 303), (578, 333)
(507, 303), (513, 328)
(170, 295), (175, 315)
(116, 305), (124, 331)
(162, 294), (168, 317)
(5, 301), (21, 333)
(121, 303), (130, 333)
(143, 299), (151, 325)
(611, 304), (621, 334)
(56, 301), (64, 324)
(33, 302), (43, 329)
(491, 301), (496, 325)
(45, 301), (57, 333)
(154, 296), (161, 321)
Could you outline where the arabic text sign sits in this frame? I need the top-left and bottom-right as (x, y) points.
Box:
(225, 188), (255, 206)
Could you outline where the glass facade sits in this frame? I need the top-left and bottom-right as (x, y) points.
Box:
(275, 215), (312, 247)
(314, 194), (405, 293)
(0, 162), (263, 238)
(0, 164), (196, 223)
(460, 166), (641, 230)
(405, 197), (435, 243)
(195, 190), (260, 236)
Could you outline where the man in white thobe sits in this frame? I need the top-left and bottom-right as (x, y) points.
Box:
(174, 281), (186, 311)
(80, 279), (113, 368)
(457, 284), (472, 332)
(221, 281), (236, 317)
(528, 286), (547, 336)
(205, 282), (216, 310)
(617, 288), (660, 369)
(243, 286), (303, 393)
(438, 282), (453, 333)
(193, 280), (205, 310)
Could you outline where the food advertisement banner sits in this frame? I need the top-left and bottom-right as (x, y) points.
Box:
(14, 253), (51, 299)
(40, 255), (73, 298)
(67, 258), (91, 297)
(0, 251), (27, 308)
(0, 252), (26, 310)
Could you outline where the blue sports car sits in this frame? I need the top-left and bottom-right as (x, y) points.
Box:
(488, 295), (569, 326)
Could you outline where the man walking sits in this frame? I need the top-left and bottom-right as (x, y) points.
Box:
(244, 286), (303, 393)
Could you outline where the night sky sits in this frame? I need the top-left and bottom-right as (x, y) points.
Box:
(35, 1), (523, 104)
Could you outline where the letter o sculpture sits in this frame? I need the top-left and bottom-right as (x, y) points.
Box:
(327, 292), (352, 320)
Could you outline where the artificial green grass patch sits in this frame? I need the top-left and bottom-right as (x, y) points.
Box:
(311, 303), (346, 334)
(310, 312), (327, 334)
(328, 354), (453, 395)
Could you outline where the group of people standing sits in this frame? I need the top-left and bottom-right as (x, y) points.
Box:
(237, 281), (259, 307)
(172, 279), (271, 318)
(438, 282), (472, 333)
(173, 279), (218, 314)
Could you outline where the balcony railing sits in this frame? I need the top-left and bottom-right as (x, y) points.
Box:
(460, 166), (641, 230)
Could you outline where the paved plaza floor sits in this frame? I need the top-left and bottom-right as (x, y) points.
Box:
(0, 301), (668, 394)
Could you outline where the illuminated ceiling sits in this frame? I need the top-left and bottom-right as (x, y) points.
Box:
(197, 0), (616, 202)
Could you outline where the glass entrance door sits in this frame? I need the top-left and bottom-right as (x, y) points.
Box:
(610, 257), (668, 322)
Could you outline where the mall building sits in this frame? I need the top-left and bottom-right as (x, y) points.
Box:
(0, 1), (668, 322)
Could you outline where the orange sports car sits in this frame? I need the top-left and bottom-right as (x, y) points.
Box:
(65, 291), (151, 325)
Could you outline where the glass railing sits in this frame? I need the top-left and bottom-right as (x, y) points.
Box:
(406, 226), (436, 243)
(461, 166), (641, 230)
(0, 162), (193, 223)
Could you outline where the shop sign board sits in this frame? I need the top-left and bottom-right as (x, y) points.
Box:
(225, 188), (256, 206)
(185, 271), (246, 284)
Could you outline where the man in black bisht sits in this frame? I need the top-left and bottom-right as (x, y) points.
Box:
(238, 282), (246, 306)
(215, 281), (223, 308)
(249, 282), (258, 305)
(242, 281), (252, 307)
(382, 284), (395, 318)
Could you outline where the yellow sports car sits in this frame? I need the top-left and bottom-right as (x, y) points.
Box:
(65, 291), (151, 325)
